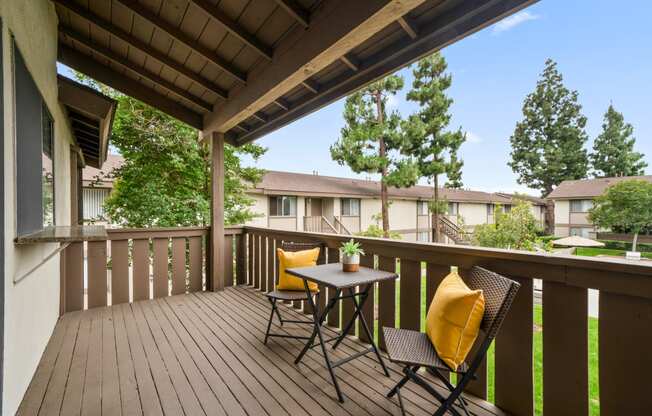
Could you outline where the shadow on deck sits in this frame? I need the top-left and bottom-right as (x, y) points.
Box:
(17, 286), (505, 416)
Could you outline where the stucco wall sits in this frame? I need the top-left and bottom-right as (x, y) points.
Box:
(458, 203), (488, 227)
(554, 200), (570, 224)
(246, 193), (268, 227)
(269, 217), (297, 230)
(360, 198), (381, 231)
(2, 1), (75, 413)
(388, 199), (416, 232)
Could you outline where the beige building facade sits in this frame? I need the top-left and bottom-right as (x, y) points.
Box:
(246, 171), (546, 242)
(548, 176), (652, 237)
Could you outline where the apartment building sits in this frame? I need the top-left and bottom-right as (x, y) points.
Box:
(548, 175), (652, 237)
(246, 171), (546, 242)
(81, 153), (122, 223)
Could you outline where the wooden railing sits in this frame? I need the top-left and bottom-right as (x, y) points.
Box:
(303, 215), (339, 234)
(240, 225), (652, 415)
(61, 226), (245, 312)
(333, 215), (352, 235)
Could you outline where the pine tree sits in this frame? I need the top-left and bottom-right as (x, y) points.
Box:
(591, 104), (647, 177)
(331, 75), (419, 238)
(403, 53), (465, 242)
(509, 59), (589, 233)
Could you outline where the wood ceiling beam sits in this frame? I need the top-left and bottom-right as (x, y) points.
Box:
(53, 0), (227, 99)
(397, 16), (418, 39)
(340, 54), (359, 71)
(273, 98), (290, 111)
(60, 26), (213, 112)
(301, 79), (319, 94)
(59, 45), (203, 129)
(273, 0), (310, 28)
(114, 0), (247, 84)
(188, 0), (273, 60)
(203, 0), (427, 135)
(234, 0), (536, 144)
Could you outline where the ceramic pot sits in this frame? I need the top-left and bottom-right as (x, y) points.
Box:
(342, 253), (360, 272)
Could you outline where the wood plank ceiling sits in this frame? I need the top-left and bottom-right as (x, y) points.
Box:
(55, 0), (536, 146)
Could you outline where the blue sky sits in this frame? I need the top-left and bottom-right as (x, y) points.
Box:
(59, 0), (652, 196)
(239, 0), (652, 196)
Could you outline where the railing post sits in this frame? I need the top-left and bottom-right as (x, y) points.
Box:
(209, 131), (225, 291)
(236, 233), (246, 285)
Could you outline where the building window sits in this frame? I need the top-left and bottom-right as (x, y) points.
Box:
(503, 204), (512, 213)
(448, 202), (459, 216)
(570, 227), (591, 238)
(42, 104), (54, 226)
(270, 196), (296, 217)
(417, 200), (429, 215)
(487, 204), (495, 216)
(15, 41), (56, 236)
(570, 199), (593, 213)
(341, 198), (360, 216)
(417, 231), (429, 242)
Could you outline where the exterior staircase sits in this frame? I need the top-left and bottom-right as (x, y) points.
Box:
(438, 216), (471, 245)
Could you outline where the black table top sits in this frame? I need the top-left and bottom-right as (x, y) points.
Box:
(285, 262), (398, 289)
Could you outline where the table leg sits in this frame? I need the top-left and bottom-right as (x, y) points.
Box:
(297, 279), (344, 402)
(352, 284), (390, 377)
(294, 288), (340, 364)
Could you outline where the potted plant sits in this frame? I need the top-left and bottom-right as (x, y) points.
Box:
(341, 239), (364, 272)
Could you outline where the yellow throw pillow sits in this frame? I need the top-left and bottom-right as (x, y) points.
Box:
(425, 270), (485, 370)
(276, 248), (320, 291)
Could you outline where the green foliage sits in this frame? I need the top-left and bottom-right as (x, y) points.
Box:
(600, 239), (652, 253)
(341, 239), (365, 256)
(575, 247), (652, 260)
(331, 75), (419, 237)
(74, 72), (266, 227)
(357, 224), (402, 239)
(473, 201), (549, 251)
(428, 197), (449, 215)
(358, 212), (402, 239)
(509, 59), (589, 196)
(590, 104), (647, 177)
(403, 53), (466, 189)
(588, 180), (652, 251)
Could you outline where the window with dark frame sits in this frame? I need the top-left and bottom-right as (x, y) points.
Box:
(341, 198), (360, 216)
(417, 200), (429, 216)
(269, 196), (296, 217)
(14, 40), (56, 236)
(570, 199), (593, 213)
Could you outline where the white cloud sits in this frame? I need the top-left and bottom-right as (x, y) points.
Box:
(492, 11), (540, 34)
(465, 131), (483, 144)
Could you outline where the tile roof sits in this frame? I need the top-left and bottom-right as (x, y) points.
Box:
(252, 171), (543, 205)
(547, 176), (652, 199)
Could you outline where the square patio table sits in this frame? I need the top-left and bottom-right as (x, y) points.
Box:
(286, 262), (398, 402)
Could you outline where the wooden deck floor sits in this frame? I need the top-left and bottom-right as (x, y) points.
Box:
(17, 286), (506, 416)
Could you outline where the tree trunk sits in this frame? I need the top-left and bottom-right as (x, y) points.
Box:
(432, 175), (440, 242)
(545, 198), (555, 235)
(375, 91), (390, 238)
(632, 232), (639, 252)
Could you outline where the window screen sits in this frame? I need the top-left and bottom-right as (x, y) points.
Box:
(269, 196), (296, 216)
(417, 201), (429, 215)
(570, 199), (593, 212)
(447, 202), (458, 216)
(15, 41), (55, 236)
(341, 198), (360, 216)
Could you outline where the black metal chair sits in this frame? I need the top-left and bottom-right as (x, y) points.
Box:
(383, 266), (521, 416)
(264, 241), (323, 344)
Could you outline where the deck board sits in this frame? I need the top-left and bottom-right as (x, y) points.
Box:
(18, 287), (506, 416)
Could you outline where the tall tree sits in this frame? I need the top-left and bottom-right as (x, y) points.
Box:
(509, 59), (589, 233)
(331, 75), (419, 238)
(591, 104), (647, 177)
(75, 73), (265, 227)
(403, 53), (465, 242)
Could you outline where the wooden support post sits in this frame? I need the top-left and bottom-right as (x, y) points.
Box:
(210, 132), (225, 291)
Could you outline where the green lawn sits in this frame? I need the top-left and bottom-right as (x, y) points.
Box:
(370, 269), (600, 415)
(575, 246), (652, 259)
